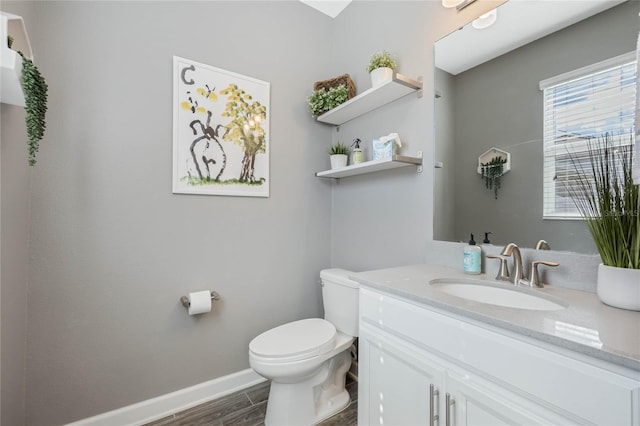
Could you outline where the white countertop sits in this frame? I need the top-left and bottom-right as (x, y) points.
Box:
(351, 264), (640, 371)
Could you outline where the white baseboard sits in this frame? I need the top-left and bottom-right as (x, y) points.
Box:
(66, 368), (266, 426)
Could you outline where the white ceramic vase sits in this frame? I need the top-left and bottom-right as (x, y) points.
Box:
(597, 263), (640, 311)
(330, 154), (348, 170)
(370, 67), (393, 87)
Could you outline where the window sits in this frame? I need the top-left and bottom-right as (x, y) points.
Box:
(540, 52), (636, 219)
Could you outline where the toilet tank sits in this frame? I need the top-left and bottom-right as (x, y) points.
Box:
(320, 268), (359, 337)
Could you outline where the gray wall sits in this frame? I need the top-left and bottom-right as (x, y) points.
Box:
(0, 0), (509, 424)
(2, 1), (334, 424)
(329, 1), (437, 271)
(328, 0), (502, 270)
(448, 1), (638, 252)
(1, 2), (37, 425)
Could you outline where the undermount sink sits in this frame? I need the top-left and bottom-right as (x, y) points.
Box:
(429, 278), (567, 311)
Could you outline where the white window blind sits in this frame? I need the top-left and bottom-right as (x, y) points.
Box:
(541, 52), (637, 219)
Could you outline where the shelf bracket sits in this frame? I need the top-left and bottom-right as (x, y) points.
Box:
(416, 76), (424, 99)
(416, 150), (423, 173)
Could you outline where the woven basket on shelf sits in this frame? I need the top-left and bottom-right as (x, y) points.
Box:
(313, 74), (356, 99)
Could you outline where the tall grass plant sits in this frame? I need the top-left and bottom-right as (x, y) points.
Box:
(566, 135), (639, 269)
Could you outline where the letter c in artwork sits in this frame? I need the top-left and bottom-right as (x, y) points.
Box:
(181, 65), (196, 85)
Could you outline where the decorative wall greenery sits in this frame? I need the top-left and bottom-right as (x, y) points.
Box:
(480, 156), (507, 199)
(18, 51), (48, 166)
(307, 84), (348, 116)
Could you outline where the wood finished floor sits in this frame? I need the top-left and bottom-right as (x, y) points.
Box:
(143, 379), (358, 426)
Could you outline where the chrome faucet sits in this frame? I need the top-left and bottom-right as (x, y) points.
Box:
(500, 243), (524, 285)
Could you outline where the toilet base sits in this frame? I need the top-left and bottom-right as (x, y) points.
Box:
(264, 349), (352, 426)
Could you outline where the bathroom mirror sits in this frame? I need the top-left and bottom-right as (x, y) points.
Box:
(433, 0), (637, 253)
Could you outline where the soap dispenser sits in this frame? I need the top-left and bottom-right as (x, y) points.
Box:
(483, 232), (492, 244)
(464, 233), (482, 275)
(350, 138), (363, 165)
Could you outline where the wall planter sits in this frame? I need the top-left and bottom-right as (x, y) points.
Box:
(1, 12), (33, 106)
(477, 147), (511, 199)
(2, 11), (48, 165)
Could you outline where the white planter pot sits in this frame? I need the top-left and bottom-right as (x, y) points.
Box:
(597, 263), (640, 311)
(370, 67), (393, 87)
(330, 154), (348, 170)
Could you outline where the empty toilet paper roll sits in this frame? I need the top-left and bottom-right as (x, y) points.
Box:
(188, 290), (212, 315)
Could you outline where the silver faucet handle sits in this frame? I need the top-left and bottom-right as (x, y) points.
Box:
(487, 254), (510, 282)
(535, 240), (551, 250)
(528, 260), (559, 288)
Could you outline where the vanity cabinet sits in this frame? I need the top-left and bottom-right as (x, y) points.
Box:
(359, 324), (444, 425)
(358, 288), (640, 426)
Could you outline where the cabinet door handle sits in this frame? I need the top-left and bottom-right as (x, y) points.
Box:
(445, 392), (455, 426)
(430, 384), (439, 426)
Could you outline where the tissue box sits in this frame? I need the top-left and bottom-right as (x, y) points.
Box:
(372, 133), (402, 161)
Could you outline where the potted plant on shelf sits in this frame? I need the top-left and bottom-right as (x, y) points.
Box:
(329, 142), (349, 169)
(367, 50), (397, 88)
(566, 135), (639, 311)
(308, 84), (349, 117)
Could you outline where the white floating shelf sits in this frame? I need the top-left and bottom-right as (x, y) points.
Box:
(1, 12), (33, 107)
(316, 154), (423, 179)
(316, 73), (423, 126)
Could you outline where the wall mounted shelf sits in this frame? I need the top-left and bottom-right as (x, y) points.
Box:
(1, 12), (33, 106)
(316, 153), (423, 179)
(476, 147), (511, 175)
(316, 73), (423, 126)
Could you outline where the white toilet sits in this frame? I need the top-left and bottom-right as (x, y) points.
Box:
(249, 268), (359, 426)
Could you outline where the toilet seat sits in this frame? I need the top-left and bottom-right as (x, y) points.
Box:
(249, 318), (337, 363)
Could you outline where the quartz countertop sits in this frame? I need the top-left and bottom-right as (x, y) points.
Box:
(350, 264), (640, 371)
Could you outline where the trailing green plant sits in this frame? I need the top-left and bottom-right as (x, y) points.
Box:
(7, 34), (14, 48)
(329, 142), (349, 156)
(565, 134), (639, 269)
(308, 84), (348, 116)
(480, 156), (506, 199)
(19, 51), (48, 166)
(367, 51), (397, 73)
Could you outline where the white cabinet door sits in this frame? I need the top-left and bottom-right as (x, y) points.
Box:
(359, 324), (444, 426)
(445, 371), (578, 426)
(359, 288), (640, 426)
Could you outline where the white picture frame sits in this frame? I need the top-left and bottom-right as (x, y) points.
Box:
(172, 56), (270, 197)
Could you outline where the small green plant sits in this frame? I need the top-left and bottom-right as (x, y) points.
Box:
(8, 33), (48, 166)
(480, 156), (507, 199)
(367, 51), (397, 73)
(19, 52), (48, 166)
(308, 84), (349, 116)
(566, 135), (639, 269)
(329, 142), (349, 156)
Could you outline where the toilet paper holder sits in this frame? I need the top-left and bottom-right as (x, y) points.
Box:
(180, 290), (221, 308)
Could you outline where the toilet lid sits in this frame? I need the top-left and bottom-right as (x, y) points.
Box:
(249, 318), (337, 362)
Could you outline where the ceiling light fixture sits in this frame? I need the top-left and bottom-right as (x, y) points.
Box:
(472, 9), (498, 29)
